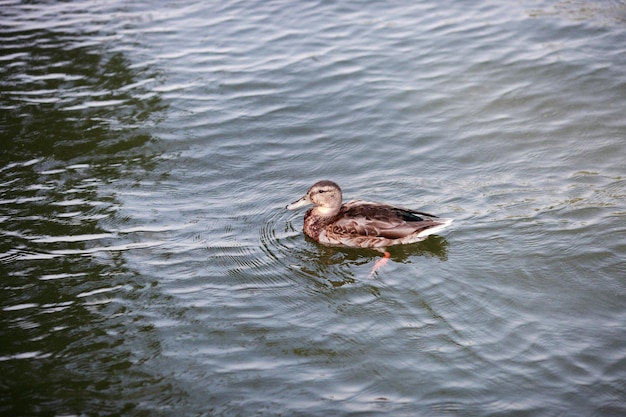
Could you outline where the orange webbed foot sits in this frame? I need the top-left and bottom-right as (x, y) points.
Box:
(368, 251), (391, 278)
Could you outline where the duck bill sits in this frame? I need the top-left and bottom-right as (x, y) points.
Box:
(286, 195), (310, 210)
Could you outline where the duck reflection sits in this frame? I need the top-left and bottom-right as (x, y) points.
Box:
(298, 234), (449, 287)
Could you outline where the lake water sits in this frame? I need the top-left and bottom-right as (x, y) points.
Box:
(1, 0), (625, 415)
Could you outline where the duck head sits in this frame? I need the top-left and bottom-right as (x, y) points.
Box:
(286, 180), (342, 215)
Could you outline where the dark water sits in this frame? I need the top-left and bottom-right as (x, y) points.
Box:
(1, 0), (625, 416)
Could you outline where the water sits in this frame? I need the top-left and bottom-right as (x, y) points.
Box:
(1, 0), (625, 415)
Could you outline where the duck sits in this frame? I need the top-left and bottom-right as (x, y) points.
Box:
(286, 180), (453, 250)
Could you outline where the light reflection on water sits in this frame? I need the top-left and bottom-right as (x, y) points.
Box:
(1, 0), (625, 416)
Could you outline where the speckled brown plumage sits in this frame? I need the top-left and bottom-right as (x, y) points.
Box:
(287, 181), (453, 249)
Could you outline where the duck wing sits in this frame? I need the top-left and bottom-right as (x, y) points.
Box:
(332, 200), (442, 239)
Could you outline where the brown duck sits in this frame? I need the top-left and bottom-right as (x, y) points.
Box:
(286, 180), (453, 249)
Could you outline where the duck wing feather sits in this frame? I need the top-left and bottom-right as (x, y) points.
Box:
(332, 200), (441, 239)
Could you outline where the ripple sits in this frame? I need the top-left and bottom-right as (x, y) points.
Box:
(0, 351), (52, 362)
(30, 233), (116, 243)
(261, 206), (362, 286)
(3, 303), (39, 312)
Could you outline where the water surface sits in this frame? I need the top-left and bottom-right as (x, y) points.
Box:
(1, 0), (625, 415)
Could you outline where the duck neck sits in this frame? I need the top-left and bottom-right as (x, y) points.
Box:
(313, 205), (340, 217)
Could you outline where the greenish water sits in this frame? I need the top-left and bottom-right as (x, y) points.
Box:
(1, 0), (625, 416)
